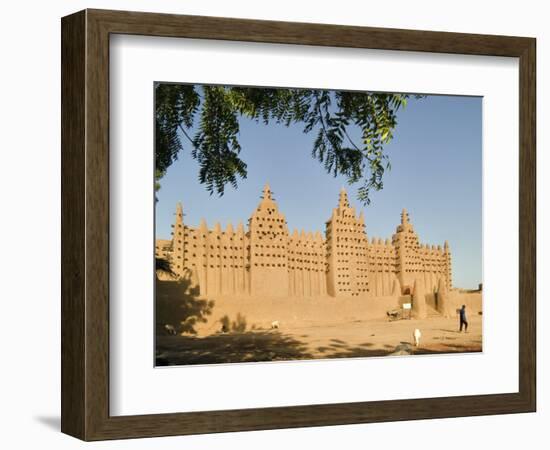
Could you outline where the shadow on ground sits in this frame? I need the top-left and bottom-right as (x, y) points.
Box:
(156, 330), (313, 365)
(414, 343), (483, 355)
(316, 340), (481, 359)
(156, 331), (482, 366)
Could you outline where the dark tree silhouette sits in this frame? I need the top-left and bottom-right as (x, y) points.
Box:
(155, 83), (422, 204)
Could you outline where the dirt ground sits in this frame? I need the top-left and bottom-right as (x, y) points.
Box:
(156, 315), (482, 366)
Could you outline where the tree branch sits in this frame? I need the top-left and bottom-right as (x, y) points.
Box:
(178, 124), (196, 147)
(343, 127), (361, 152)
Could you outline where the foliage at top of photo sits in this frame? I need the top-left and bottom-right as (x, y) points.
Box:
(155, 83), (422, 204)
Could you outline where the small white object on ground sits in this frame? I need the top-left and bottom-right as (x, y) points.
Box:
(164, 324), (176, 335)
(413, 328), (422, 347)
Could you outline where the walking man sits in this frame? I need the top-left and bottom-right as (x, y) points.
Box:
(459, 305), (468, 332)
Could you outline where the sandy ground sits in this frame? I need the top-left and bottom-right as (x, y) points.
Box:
(156, 315), (482, 366)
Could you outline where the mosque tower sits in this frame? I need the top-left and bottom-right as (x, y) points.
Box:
(443, 240), (453, 291)
(392, 208), (424, 293)
(325, 188), (370, 297)
(170, 202), (186, 278)
(248, 184), (290, 297)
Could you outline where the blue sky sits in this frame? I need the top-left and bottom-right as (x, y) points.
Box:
(155, 91), (482, 289)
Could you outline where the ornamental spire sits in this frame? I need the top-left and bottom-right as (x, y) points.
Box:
(175, 202), (184, 224)
(338, 186), (349, 209)
(401, 208), (409, 225)
(262, 183), (272, 201)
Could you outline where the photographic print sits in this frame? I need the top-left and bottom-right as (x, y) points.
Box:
(154, 83), (482, 366)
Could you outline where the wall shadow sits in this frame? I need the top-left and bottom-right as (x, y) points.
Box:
(220, 313), (247, 333)
(156, 277), (214, 335)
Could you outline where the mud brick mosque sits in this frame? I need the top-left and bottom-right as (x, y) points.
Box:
(156, 184), (453, 301)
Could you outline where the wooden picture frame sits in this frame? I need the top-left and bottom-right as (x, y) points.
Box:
(61, 9), (536, 441)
